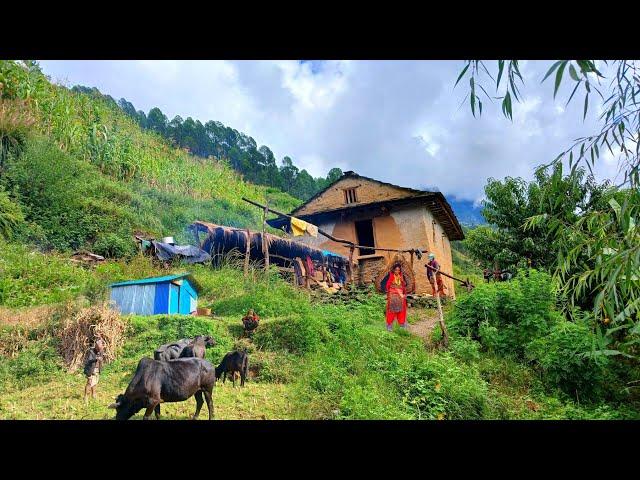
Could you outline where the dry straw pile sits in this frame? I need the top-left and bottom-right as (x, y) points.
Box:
(56, 303), (128, 372)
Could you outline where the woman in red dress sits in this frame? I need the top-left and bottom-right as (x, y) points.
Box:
(381, 263), (409, 331)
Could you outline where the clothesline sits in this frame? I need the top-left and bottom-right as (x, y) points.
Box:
(241, 197), (423, 255)
(242, 197), (475, 291)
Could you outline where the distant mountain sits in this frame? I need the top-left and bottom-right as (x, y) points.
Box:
(446, 197), (485, 226)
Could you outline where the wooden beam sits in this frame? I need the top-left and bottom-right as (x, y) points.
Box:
(244, 195), (429, 255)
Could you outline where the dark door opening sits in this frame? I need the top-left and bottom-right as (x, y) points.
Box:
(355, 219), (375, 256)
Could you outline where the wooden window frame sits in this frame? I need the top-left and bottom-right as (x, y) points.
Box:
(344, 187), (358, 205)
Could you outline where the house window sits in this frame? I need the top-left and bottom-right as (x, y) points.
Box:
(355, 219), (375, 256)
(344, 187), (358, 204)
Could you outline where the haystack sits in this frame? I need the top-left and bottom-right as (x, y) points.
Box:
(374, 254), (416, 294)
(56, 303), (127, 372)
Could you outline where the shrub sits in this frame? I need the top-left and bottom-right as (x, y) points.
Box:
(0, 241), (94, 307)
(451, 269), (560, 359)
(388, 351), (489, 420)
(526, 319), (610, 401)
(3, 138), (139, 252)
(253, 314), (327, 355)
(0, 342), (62, 391)
(0, 187), (24, 240)
(450, 336), (481, 363)
(92, 232), (136, 259)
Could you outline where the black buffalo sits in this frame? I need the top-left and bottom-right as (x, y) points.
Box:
(215, 351), (249, 387)
(154, 335), (215, 361)
(109, 357), (216, 420)
(179, 335), (216, 359)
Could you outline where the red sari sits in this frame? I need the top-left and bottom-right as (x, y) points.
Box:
(385, 272), (407, 326)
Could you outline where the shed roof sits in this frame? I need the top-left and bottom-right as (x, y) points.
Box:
(109, 273), (200, 291)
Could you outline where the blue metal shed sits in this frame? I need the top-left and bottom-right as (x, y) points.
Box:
(109, 273), (200, 315)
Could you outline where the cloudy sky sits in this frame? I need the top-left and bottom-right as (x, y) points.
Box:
(38, 60), (621, 203)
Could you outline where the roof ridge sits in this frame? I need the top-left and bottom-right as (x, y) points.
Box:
(291, 171), (434, 216)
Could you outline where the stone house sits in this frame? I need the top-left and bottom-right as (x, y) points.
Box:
(267, 171), (465, 297)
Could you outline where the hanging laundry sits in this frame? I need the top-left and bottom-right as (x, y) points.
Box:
(305, 222), (318, 237)
(290, 216), (318, 237)
(290, 217), (308, 236)
(305, 255), (315, 276)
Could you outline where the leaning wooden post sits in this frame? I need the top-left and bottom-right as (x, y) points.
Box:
(244, 230), (251, 278)
(434, 271), (449, 348)
(262, 202), (270, 272)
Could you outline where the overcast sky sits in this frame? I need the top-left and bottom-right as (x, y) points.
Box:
(38, 60), (622, 203)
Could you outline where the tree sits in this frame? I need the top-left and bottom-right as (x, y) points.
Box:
(168, 115), (184, 145)
(464, 163), (610, 272)
(292, 169), (317, 200)
(280, 156), (299, 191)
(146, 107), (167, 135)
(326, 167), (343, 184)
(118, 98), (137, 119)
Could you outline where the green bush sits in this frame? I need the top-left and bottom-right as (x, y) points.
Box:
(526, 319), (610, 401)
(3, 138), (139, 252)
(0, 187), (24, 240)
(451, 269), (560, 359)
(450, 336), (482, 363)
(0, 342), (62, 391)
(388, 351), (489, 420)
(92, 233), (136, 259)
(0, 241), (94, 307)
(253, 314), (327, 355)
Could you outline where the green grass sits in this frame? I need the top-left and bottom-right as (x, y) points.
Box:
(1, 253), (639, 420)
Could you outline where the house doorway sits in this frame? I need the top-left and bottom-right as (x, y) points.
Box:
(355, 219), (376, 256)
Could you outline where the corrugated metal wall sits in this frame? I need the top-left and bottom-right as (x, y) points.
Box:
(110, 284), (157, 315)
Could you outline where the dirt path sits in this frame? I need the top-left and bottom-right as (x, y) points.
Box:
(407, 308), (439, 342)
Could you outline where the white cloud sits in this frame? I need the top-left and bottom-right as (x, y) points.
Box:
(38, 60), (625, 201)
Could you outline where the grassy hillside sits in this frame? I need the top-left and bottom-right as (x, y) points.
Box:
(0, 60), (299, 255)
(1, 248), (638, 420)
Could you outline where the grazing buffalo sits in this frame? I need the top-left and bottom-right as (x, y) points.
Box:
(109, 357), (216, 420)
(153, 338), (192, 361)
(179, 335), (216, 359)
(154, 335), (215, 361)
(215, 351), (249, 387)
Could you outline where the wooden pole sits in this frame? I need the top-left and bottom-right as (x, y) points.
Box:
(434, 278), (449, 348)
(244, 230), (251, 278)
(262, 202), (270, 272)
